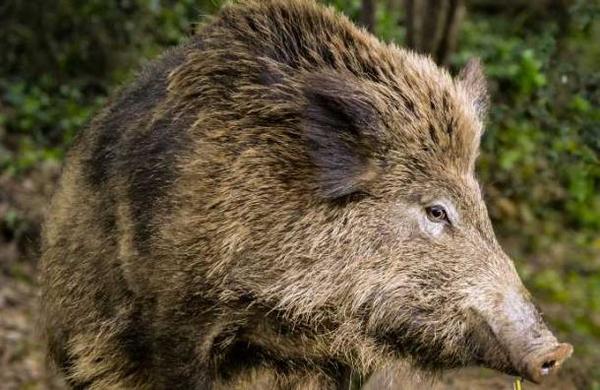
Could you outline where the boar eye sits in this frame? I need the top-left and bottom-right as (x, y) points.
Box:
(425, 205), (448, 223)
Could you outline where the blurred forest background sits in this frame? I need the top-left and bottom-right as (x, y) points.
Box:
(0, 0), (598, 388)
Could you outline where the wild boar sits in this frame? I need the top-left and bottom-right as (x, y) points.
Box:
(39, 0), (572, 388)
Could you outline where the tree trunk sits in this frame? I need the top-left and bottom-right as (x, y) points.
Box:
(403, 0), (465, 65)
(436, 0), (465, 64)
(360, 0), (376, 32)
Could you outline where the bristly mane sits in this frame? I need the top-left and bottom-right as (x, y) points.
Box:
(173, 0), (486, 177)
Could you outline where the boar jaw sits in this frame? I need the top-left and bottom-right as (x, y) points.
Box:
(472, 288), (573, 383)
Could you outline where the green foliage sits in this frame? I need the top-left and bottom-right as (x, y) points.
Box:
(0, 0), (219, 174)
(454, 7), (600, 244)
(0, 0), (219, 83)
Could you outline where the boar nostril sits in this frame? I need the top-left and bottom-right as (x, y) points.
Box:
(540, 360), (556, 375)
(541, 360), (555, 369)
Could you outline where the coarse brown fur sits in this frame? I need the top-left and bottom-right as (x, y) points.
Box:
(39, 0), (568, 389)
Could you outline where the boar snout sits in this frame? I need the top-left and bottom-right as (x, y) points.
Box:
(472, 288), (573, 384)
(518, 342), (573, 384)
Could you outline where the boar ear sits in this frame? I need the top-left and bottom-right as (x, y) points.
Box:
(302, 73), (380, 200)
(458, 58), (489, 121)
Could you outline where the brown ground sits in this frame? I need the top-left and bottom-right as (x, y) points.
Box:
(0, 165), (586, 389)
